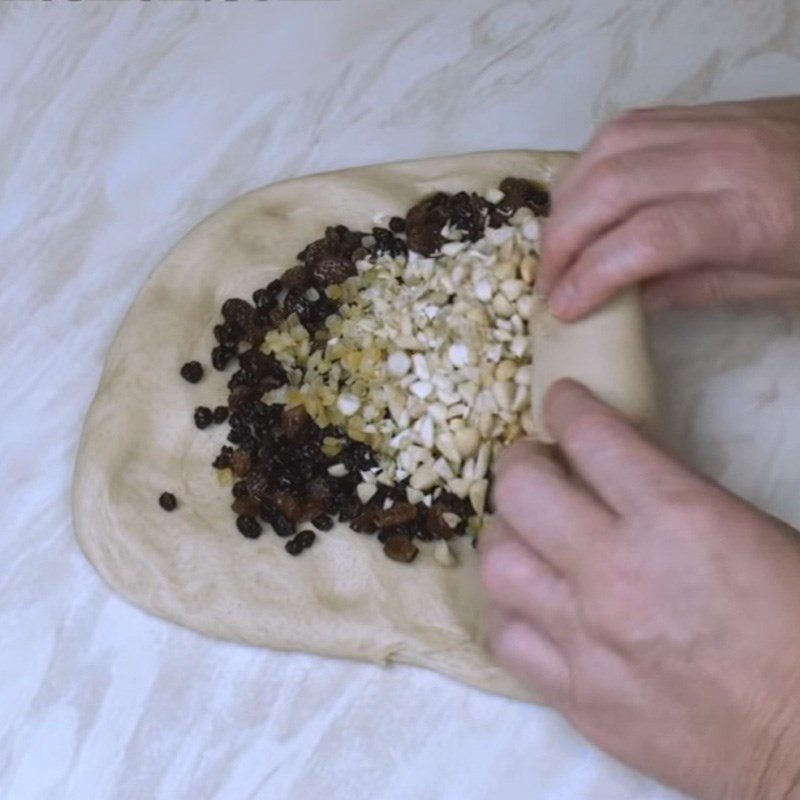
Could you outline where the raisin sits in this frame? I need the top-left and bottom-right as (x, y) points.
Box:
(232, 480), (249, 498)
(236, 515), (262, 539)
(194, 407), (213, 429)
(263, 508), (295, 538)
(426, 503), (457, 540)
(246, 470), (271, 502)
(498, 177), (550, 216)
(447, 192), (485, 241)
(180, 361), (203, 383)
(285, 538), (304, 556)
(239, 349), (274, 380)
(376, 502), (418, 529)
(283, 264), (312, 290)
(211, 345), (236, 371)
(215, 320), (243, 345)
(405, 192), (449, 255)
(252, 287), (278, 310)
(222, 298), (255, 330)
(351, 508), (379, 534)
(232, 495), (261, 517)
(281, 406), (311, 441)
(383, 536), (418, 563)
(158, 492), (177, 511)
(297, 529), (316, 548)
(389, 216), (406, 234)
(312, 514), (334, 531)
(310, 254), (355, 287)
(213, 406), (229, 424)
(230, 450), (252, 478)
(228, 385), (258, 413)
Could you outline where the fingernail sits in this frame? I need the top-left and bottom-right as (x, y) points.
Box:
(548, 281), (577, 316)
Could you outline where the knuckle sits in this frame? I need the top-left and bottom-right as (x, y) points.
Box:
(494, 455), (548, 511)
(590, 159), (626, 203)
(594, 115), (641, 152)
(561, 408), (616, 453)
(634, 207), (676, 253)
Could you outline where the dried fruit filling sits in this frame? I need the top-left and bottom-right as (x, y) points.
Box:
(183, 177), (549, 562)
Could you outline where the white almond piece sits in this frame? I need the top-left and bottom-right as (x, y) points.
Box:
(410, 464), (439, 491)
(453, 426), (480, 458)
(434, 540), (457, 567)
(517, 294), (533, 321)
(410, 380), (434, 400)
(469, 479), (489, 515)
(512, 383), (529, 412)
(412, 353), (431, 380)
(387, 351), (411, 377)
(437, 387), (461, 406)
(495, 359), (517, 382)
(500, 279), (526, 302)
(395, 334), (423, 351)
(520, 255), (537, 285)
(485, 188), (505, 204)
(357, 482), (379, 504)
(419, 415), (435, 449)
(510, 336), (528, 358)
(442, 241), (467, 257)
(442, 512), (461, 529)
(448, 477), (471, 499)
(448, 342), (470, 368)
(492, 293), (514, 318)
(406, 487), (425, 505)
(436, 431), (462, 465)
(475, 442), (491, 479)
(522, 218), (541, 242)
(428, 402), (448, 422)
(383, 497), (395, 511)
(446, 403), (469, 419)
(487, 226), (514, 246)
(328, 463), (348, 477)
(463, 458), (477, 480)
(474, 279), (493, 303)
(521, 414), (535, 435)
(478, 413), (494, 438)
(492, 380), (514, 410)
(337, 393), (361, 417)
(360, 470), (377, 485)
(458, 381), (479, 403)
(433, 457), (455, 480)
(515, 365), (533, 385)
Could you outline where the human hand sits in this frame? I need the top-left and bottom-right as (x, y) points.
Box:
(538, 97), (800, 317)
(480, 380), (800, 800)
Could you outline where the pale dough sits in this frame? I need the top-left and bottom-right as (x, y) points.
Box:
(72, 151), (655, 701)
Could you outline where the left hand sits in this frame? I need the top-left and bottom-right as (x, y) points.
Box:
(480, 380), (800, 800)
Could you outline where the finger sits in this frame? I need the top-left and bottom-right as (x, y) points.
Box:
(547, 192), (747, 319)
(542, 145), (723, 297)
(544, 379), (695, 513)
(479, 518), (573, 637)
(482, 606), (570, 706)
(493, 439), (613, 569)
(643, 270), (800, 310)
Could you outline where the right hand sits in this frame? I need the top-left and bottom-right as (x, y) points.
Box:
(538, 97), (800, 317)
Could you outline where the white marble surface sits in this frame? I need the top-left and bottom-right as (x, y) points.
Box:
(2, 2), (800, 799)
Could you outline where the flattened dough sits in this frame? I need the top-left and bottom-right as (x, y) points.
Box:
(72, 151), (655, 701)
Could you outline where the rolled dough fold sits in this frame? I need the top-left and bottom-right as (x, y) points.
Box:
(531, 289), (656, 442)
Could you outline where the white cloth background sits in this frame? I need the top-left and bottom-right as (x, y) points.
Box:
(2, 2), (800, 798)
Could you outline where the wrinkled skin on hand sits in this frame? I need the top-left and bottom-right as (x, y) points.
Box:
(480, 380), (800, 800)
(539, 97), (800, 317)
